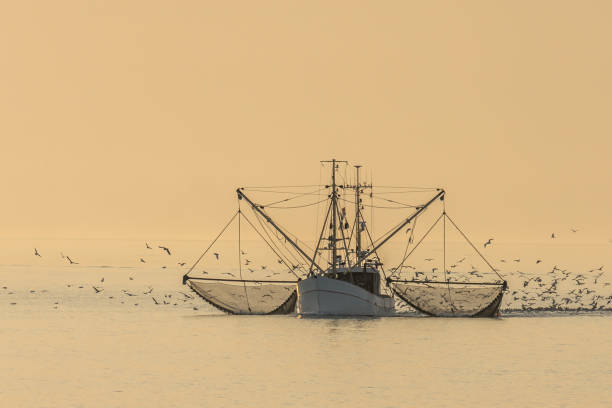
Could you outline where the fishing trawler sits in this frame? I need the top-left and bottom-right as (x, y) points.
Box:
(182, 160), (507, 317)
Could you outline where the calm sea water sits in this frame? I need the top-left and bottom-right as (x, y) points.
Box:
(1, 240), (611, 407)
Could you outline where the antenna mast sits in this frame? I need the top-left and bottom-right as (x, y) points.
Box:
(331, 159), (337, 273)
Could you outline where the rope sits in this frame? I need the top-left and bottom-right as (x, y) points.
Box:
(370, 185), (440, 191)
(334, 202), (353, 278)
(394, 213), (443, 272)
(365, 213), (417, 250)
(345, 213), (357, 261)
(184, 212), (238, 278)
(372, 196), (418, 208)
(251, 206), (312, 275)
(242, 188), (324, 194)
(242, 185), (323, 189)
(240, 211), (300, 279)
(443, 208), (455, 315)
(314, 163), (323, 250)
(265, 216), (316, 255)
(361, 221), (388, 281)
(444, 213), (505, 281)
(250, 206), (305, 275)
(260, 188), (326, 207)
(264, 198), (328, 209)
(309, 201), (332, 275)
(237, 205), (252, 313)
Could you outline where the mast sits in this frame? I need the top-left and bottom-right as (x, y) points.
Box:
(321, 159), (347, 273)
(354, 165), (362, 267)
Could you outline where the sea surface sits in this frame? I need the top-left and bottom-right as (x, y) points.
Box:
(1, 240), (611, 407)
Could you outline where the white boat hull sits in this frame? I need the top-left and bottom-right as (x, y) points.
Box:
(297, 276), (395, 316)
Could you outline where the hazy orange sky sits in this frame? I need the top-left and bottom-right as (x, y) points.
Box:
(1, 1), (610, 243)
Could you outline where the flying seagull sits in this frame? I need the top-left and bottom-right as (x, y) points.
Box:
(484, 238), (493, 248)
(34, 248), (41, 257)
(159, 246), (171, 255)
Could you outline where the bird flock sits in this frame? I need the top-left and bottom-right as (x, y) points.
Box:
(5, 230), (611, 315)
(32, 243), (188, 269)
(479, 231), (610, 312)
(2, 243), (203, 311)
(389, 228), (610, 313)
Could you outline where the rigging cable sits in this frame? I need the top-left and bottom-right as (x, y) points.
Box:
(240, 212), (300, 279)
(309, 200), (333, 276)
(264, 198), (328, 209)
(370, 185), (439, 191)
(242, 184), (323, 189)
(314, 163), (324, 253)
(334, 202), (353, 278)
(345, 213), (357, 262)
(442, 201), (455, 315)
(250, 206), (303, 273)
(250, 206), (310, 276)
(337, 196), (413, 210)
(266, 216), (317, 255)
(361, 221), (388, 280)
(237, 202), (252, 313)
(394, 212), (444, 273)
(184, 211), (239, 278)
(444, 213), (505, 282)
(373, 196), (418, 208)
(260, 187), (326, 207)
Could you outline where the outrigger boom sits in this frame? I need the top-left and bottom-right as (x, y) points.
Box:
(237, 188), (325, 274)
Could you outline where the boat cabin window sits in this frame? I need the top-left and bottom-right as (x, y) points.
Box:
(327, 271), (379, 294)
